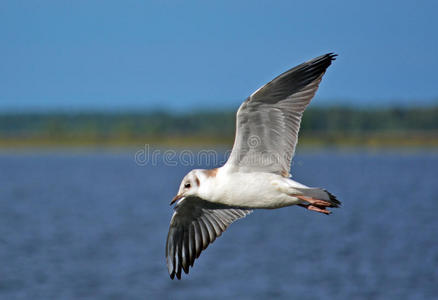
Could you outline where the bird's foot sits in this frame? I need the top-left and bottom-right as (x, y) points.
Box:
(297, 204), (331, 214)
(296, 195), (332, 215)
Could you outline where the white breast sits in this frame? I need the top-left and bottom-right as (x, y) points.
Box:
(199, 168), (301, 209)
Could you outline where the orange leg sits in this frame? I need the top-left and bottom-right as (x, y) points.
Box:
(297, 204), (331, 215)
(295, 195), (332, 215)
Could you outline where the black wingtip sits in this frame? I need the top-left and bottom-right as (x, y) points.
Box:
(286, 52), (337, 83)
(324, 189), (341, 208)
(328, 52), (338, 58)
(328, 53), (338, 63)
(312, 52), (337, 67)
(322, 52), (337, 60)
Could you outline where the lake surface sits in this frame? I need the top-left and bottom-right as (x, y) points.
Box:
(1, 149), (437, 299)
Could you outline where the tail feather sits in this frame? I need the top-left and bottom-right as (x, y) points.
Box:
(323, 189), (341, 208)
(294, 187), (341, 208)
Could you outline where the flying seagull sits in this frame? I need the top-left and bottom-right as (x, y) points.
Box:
(166, 53), (340, 279)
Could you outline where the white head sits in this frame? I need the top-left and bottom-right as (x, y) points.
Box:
(170, 168), (217, 204)
(171, 169), (202, 204)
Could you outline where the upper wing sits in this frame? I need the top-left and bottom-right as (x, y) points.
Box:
(224, 53), (336, 176)
(166, 197), (251, 279)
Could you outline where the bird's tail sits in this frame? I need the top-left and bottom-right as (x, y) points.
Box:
(322, 189), (341, 208)
(294, 187), (341, 208)
(284, 184), (341, 214)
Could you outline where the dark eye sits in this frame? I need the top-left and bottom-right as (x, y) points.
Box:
(184, 182), (191, 188)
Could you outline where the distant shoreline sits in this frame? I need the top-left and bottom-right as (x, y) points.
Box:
(1, 132), (437, 149)
(1, 106), (437, 149)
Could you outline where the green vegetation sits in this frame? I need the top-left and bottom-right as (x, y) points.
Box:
(0, 106), (437, 148)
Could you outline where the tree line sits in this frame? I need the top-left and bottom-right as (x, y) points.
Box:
(0, 106), (436, 146)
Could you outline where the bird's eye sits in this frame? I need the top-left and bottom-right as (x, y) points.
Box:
(184, 183), (191, 188)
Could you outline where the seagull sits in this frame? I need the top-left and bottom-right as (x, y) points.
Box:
(166, 53), (340, 279)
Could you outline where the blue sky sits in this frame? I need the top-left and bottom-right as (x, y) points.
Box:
(1, 0), (437, 112)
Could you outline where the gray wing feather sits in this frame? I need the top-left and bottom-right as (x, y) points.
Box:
(225, 53), (336, 176)
(166, 197), (251, 279)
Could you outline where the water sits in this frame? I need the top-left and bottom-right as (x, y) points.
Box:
(1, 149), (437, 299)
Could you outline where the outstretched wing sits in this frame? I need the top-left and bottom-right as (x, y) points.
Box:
(166, 197), (251, 279)
(224, 53), (336, 176)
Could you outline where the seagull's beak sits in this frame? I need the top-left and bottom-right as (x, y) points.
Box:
(170, 194), (185, 205)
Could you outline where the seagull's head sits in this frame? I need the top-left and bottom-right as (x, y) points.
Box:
(171, 169), (204, 205)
